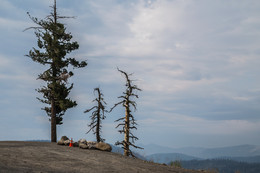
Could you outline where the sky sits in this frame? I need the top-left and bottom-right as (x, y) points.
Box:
(0, 0), (260, 149)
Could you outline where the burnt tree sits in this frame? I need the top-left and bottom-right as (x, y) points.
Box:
(84, 87), (107, 142)
(110, 68), (143, 157)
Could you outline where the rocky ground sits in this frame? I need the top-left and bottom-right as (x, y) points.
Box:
(0, 141), (213, 173)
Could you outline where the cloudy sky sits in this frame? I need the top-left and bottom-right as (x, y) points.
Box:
(0, 0), (259, 149)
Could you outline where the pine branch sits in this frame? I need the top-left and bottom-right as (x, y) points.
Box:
(115, 123), (125, 129)
(114, 117), (125, 122)
(84, 106), (97, 113)
(129, 141), (144, 150)
(109, 101), (124, 112)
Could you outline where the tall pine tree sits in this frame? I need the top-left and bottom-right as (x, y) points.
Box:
(26, 0), (87, 142)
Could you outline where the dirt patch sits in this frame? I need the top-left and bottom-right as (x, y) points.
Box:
(0, 141), (209, 173)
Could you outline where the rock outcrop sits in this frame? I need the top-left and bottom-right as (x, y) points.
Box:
(0, 141), (207, 173)
(87, 141), (97, 149)
(96, 142), (112, 152)
(78, 139), (87, 144)
(57, 137), (112, 152)
(64, 140), (70, 146)
(78, 139), (88, 149)
(57, 136), (69, 145)
(79, 143), (89, 149)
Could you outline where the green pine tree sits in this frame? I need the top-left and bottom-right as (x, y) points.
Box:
(26, 0), (87, 142)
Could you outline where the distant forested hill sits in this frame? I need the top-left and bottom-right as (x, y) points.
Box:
(180, 159), (260, 173)
(146, 153), (201, 164)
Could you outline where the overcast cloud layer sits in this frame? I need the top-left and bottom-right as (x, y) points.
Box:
(0, 0), (259, 148)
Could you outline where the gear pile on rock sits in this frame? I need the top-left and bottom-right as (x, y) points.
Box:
(57, 136), (112, 152)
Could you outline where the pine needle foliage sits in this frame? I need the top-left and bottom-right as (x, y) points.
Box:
(25, 0), (87, 142)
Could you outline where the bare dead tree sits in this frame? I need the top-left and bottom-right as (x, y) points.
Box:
(84, 87), (107, 142)
(110, 68), (143, 157)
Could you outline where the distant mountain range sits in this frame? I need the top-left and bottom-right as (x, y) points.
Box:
(146, 153), (201, 164)
(145, 153), (260, 164)
(138, 144), (260, 172)
(137, 143), (260, 159)
(181, 159), (260, 173)
(219, 155), (260, 163)
(111, 143), (260, 166)
(111, 145), (146, 160)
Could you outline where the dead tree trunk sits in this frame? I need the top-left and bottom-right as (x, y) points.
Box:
(96, 89), (101, 142)
(124, 99), (130, 156)
(84, 87), (107, 143)
(111, 68), (143, 157)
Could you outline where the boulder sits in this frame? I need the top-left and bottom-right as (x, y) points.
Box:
(57, 136), (69, 145)
(61, 136), (69, 141)
(78, 139), (87, 144)
(57, 140), (64, 145)
(87, 141), (97, 149)
(64, 139), (70, 146)
(96, 142), (112, 152)
(79, 143), (88, 149)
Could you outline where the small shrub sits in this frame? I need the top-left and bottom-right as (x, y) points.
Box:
(170, 160), (182, 168)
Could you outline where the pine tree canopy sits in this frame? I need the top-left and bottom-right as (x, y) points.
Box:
(26, 2), (87, 125)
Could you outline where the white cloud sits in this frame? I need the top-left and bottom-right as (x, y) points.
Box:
(232, 96), (252, 101)
(0, 17), (29, 30)
(139, 113), (260, 136)
(0, 54), (10, 67)
(74, 0), (259, 96)
(76, 0), (260, 126)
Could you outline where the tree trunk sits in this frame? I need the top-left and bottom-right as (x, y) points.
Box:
(96, 89), (101, 143)
(51, 98), (57, 142)
(51, 0), (57, 143)
(124, 101), (130, 156)
(54, 0), (57, 23)
(96, 110), (100, 143)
